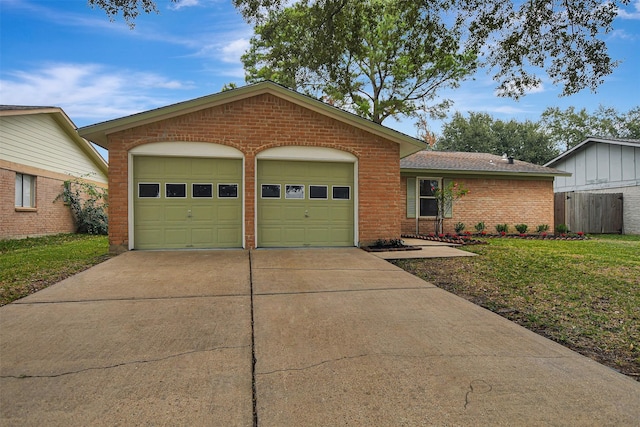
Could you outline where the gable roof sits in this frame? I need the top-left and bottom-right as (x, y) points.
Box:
(77, 81), (426, 157)
(401, 151), (570, 177)
(0, 105), (108, 176)
(544, 137), (640, 167)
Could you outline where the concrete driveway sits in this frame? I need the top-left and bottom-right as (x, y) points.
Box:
(1, 248), (639, 426)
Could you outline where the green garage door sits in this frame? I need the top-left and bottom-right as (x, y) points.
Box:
(133, 156), (242, 249)
(257, 160), (354, 247)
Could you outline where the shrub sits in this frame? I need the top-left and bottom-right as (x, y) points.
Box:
(474, 221), (486, 233)
(556, 223), (569, 234)
(515, 224), (528, 234)
(454, 222), (465, 233)
(56, 176), (108, 235)
(536, 224), (550, 233)
(495, 223), (509, 234)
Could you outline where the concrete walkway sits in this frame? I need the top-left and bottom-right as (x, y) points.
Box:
(1, 249), (639, 426)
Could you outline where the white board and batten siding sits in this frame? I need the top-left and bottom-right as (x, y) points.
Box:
(551, 140), (640, 234)
(0, 113), (107, 183)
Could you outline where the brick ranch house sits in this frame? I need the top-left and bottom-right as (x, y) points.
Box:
(400, 151), (570, 236)
(79, 81), (426, 253)
(1, 106), (108, 240)
(78, 82), (567, 253)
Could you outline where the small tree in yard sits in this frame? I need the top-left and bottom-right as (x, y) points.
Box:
(56, 176), (108, 235)
(432, 181), (469, 234)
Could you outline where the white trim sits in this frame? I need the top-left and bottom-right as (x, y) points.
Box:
(331, 185), (351, 200)
(256, 146), (357, 162)
(165, 183), (187, 198)
(309, 185), (329, 200)
(260, 183), (282, 199)
(130, 141), (243, 158)
(138, 182), (161, 198)
(285, 184), (305, 200)
(417, 177), (442, 219)
(192, 183), (214, 199)
(217, 183), (239, 199)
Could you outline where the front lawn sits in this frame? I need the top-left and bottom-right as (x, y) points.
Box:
(0, 234), (110, 306)
(392, 235), (640, 381)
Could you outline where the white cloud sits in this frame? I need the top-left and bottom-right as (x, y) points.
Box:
(0, 63), (195, 124)
(618, 0), (640, 19)
(220, 38), (251, 63)
(169, 0), (201, 10)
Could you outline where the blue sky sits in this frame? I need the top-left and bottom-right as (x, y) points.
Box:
(1, 0), (639, 159)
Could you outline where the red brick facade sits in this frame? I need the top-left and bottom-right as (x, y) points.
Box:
(400, 176), (556, 235)
(106, 93), (401, 253)
(1, 163), (75, 239)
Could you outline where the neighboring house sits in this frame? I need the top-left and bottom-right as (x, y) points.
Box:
(401, 151), (570, 235)
(544, 137), (640, 235)
(78, 81), (426, 253)
(0, 106), (108, 240)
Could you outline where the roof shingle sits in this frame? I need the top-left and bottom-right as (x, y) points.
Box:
(401, 151), (569, 176)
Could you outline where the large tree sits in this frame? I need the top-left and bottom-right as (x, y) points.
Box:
(89, 0), (633, 100)
(437, 112), (559, 165)
(242, 0), (476, 124)
(540, 105), (640, 151)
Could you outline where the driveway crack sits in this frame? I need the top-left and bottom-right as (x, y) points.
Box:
(0, 344), (249, 379)
(256, 353), (370, 376)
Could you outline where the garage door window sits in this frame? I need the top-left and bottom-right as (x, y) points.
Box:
(218, 183), (238, 198)
(193, 183), (213, 198)
(285, 184), (305, 199)
(139, 183), (160, 198)
(261, 184), (281, 198)
(332, 186), (351, 200)
(166, 183), (187, 198)
(309, 185), (328, 199)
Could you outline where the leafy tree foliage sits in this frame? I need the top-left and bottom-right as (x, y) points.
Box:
(437, 112), (559, 165)
(243, 0), (476, 124)
(540, 106), (640, 151)
(89, 0), (632, 100)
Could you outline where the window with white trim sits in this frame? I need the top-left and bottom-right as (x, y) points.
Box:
(218, 184), (238, 198)
(15, 173), (36, 208)
(166, 183), (187, 198)
(139, 183), (160, 198)
(193, 183), (213, 198)
(418, 178), (439, 217)
(332, 186), (351, 200)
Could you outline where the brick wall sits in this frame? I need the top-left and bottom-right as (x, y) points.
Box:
(106, 93), (401, 252)
(401, 176), (556, 235)
(0, 166), (75, 239)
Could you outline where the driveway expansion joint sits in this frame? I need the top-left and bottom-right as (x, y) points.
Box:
(254, 286), (436, 296)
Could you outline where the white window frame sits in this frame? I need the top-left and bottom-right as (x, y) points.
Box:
(15, 173), (36, 208)
(261, 184), (281, 199)
(192, 183), (214, 199)
(309, 185), (328, 200)
(417, 177), (441, 218)
(138, 182), (161, 198)
(332, 185), (351, 200)
(285, 184), (305, 200)
(217, 183), (239, 199)
(165, 183), (187, 198)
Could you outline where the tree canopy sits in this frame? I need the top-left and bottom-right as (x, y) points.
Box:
(242, 0), (476, 124)
(540, 105), (640, 151)
(89, 0), (632, 101)
(436, 112), (559, 165)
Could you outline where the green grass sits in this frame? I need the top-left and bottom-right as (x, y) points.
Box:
(0, 234), (110, 306)
(393, 235), (640, 380)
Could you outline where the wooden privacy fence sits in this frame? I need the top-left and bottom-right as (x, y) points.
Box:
(554, 192), (623, 234)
